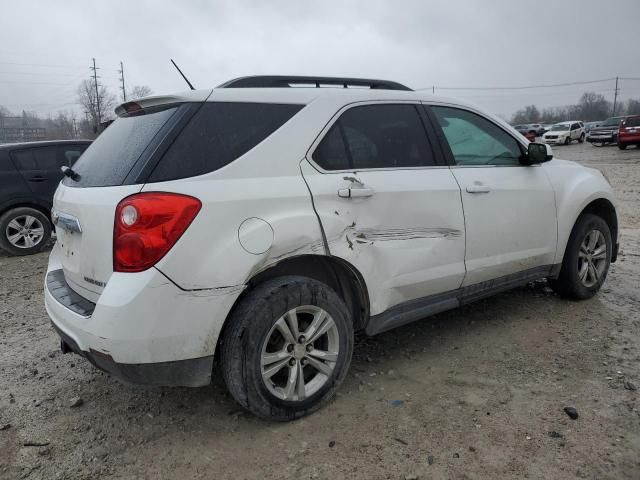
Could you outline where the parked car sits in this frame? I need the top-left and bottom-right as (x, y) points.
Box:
(514, 124), (545, 137)
(542, 121), (586, 145)
(0, 140), (91, 255)
(44, 76), (618, 421)
(618, 115), (640, 150)
(584, 121), (602, 133)
(528, 124), (547, 136)
(587, 116), (626, 145)
(539, 124), (553, 135)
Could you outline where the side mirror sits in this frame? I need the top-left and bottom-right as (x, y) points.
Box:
(524, 142), (553, 165)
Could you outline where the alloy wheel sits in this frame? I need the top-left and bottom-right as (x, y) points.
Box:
(578, 229), (607, 288)
(5, 215), (45, 249)
(260, 306), (339, 402)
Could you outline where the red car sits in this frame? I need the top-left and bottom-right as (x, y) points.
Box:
(618, 115), (640, 150)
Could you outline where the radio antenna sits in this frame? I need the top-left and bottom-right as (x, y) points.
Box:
(170, 59), (195, 90)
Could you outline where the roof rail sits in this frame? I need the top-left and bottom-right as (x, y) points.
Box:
(218, 75), (412, 91)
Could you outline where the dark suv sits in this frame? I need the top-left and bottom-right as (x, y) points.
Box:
(0, 140), (91, 255)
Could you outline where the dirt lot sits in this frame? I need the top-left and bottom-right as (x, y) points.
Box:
(1, 143), (639, 480)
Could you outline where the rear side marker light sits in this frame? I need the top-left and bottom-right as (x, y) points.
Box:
(114, 192), (201, 273)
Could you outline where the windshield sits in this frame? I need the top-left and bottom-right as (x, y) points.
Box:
(550, 124), (569, 131)
(602, 117), (624, 127)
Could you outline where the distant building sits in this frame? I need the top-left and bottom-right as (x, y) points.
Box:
(0, 116), (47, 144)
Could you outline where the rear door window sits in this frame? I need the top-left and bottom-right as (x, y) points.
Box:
(11, 149), (37, 171)
(312, 104), (435, 170)
(32, 146), (60, 170)
(148, 102), (303, 182)
(624, 117), (640, 127)
(64, 106), (179, 187)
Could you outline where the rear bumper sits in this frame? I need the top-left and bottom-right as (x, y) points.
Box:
(44, 243), (244, 386)
(52, 321), (214, 387)
(618, 135), (640, 144)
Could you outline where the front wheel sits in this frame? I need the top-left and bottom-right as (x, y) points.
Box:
(564, 136), (571, 145)
(550, 214), (612, 299)
(221, 276), (354, 421)
(0, 207), (52, 256)
(579, 133), (585, 143)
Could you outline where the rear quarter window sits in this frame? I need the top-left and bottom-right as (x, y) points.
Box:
(148, 102), (303, 182)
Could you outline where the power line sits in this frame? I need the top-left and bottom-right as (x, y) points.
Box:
(0, 60), (86, 69)
(0, 70), (86, 77)
(418, 78), (616, 91)
(0, 79), (74, 86)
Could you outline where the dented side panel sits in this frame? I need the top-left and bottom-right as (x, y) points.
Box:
(300, 160), (466, 316)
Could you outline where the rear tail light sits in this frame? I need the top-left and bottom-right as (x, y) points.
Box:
(114, 192), (201, 272)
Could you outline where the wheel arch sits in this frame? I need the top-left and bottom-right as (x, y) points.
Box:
(217, 254), (370, 359)
(578, 198), (618, 261)
(0, 200), (53, 226)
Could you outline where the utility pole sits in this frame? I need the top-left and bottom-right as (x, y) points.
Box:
(90, 58), (101, 128)
(612, 76), (619, 116)
(118, 61), (127, 102)
(432, 85), (435, 95)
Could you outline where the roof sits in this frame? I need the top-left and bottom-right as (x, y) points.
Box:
(0, 139), (92, 150)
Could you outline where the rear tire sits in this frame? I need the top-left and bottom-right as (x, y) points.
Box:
(618, 143), (627, 150)
(220, 276), (354, 421)
(0, 207), (51, 256)
(550, 214), (612, 299)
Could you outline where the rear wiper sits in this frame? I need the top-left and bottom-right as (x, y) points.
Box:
(61, 166), (80, 181)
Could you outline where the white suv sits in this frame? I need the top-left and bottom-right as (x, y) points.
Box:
(542, 121), (586, 145)
(45, 76), (618, 420)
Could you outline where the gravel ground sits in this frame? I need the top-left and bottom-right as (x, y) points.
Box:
(1, 142), (639, 480)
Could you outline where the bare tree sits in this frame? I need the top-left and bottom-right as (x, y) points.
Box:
(511, 105), (541, 124)
(47, 111), (76, 139)
(574, 92), (611, 121)
(627, 99), (640, 116)
(128, 85), (153, 100)
(76, 79), (116, 133)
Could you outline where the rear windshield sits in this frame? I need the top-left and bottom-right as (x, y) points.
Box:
(148, 102), (303, 182)
(63, 106), (179, 187)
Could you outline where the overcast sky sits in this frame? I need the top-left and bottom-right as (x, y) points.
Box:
(1, 0), (639, 120)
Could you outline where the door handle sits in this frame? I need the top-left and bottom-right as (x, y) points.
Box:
(28, 176), (47, 182)
(466, 184), (491, 194)
(338, 187), (374, 198)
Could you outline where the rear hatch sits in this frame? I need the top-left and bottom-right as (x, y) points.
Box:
(53, 91), (211, 301)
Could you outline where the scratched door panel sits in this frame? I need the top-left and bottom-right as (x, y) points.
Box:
(301, 160), (465, 316)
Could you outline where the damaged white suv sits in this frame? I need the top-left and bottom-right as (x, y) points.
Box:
(45, 76), (618, 420)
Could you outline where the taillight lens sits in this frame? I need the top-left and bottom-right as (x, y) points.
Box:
(114, 192), (201, 272)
